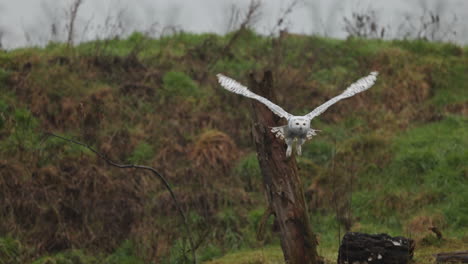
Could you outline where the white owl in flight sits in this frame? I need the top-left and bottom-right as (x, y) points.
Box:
(217, 72), (378, 157)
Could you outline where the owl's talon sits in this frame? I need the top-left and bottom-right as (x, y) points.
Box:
(296, 146), (302, 156)
(286, 147), (292, 157)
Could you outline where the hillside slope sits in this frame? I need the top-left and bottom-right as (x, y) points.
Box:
(0, 31), (467, 263)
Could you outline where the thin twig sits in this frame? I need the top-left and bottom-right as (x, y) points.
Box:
(44, 132), (197, 264)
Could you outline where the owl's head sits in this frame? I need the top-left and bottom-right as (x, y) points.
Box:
(288, 117), (310, 131)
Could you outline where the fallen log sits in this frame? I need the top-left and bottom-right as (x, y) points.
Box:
(435, 251), (468, 263)
(338, 232), (415, 264)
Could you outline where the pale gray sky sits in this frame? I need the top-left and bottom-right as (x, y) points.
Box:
(0, 0), (467, 50)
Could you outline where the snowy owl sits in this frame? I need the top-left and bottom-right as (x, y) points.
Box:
(216, 71), (378, 157)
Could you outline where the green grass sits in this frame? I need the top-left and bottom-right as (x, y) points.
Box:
(353, 116), (468, 230)
(0, 237), (23, 264)
(204, 246), (284, 264)
(30, 240), (145, 264)
(430, 59), (468, 107)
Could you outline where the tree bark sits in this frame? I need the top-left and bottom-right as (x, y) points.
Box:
(248, 71), (320, 264)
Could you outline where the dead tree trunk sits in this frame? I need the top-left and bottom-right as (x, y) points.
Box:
(248, 71), (320, 264)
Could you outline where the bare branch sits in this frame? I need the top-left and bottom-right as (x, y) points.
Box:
(343, 9), (385, 39)
(224, 3), (241, 33)
(44, 132), (197, 264)
(67, 0), (83, 46)
(240, 0), (262, 30)
(269, 0), (303, 37)
(209, 0), (262, 69)
(395, 4), (458, 42)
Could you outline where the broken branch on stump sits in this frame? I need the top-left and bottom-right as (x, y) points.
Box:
(256, 205), (274, 241)
(43, 132), (197, 264)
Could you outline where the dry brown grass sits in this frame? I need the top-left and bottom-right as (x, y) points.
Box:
(190, 130), (239, 175)
(0, 158), (150, 254)
(405, 213), (447, 244)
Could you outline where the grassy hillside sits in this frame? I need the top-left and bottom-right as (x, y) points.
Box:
(0, 31), (467, 263)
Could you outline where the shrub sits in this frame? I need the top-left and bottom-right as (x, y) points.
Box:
(233, 153), (261, 192)
(162, 71), (200, 98)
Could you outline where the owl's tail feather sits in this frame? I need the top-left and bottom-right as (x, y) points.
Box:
(271, 125), (288, 140)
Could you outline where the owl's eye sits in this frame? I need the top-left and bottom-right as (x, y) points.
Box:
(303, 123), (306, 126)
(296, 122), (299, 125)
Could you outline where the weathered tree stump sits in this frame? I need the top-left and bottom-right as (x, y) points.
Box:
(249, 71), (320, 264)
(338, 232), (415, 264)
(435, 251), (468, 263)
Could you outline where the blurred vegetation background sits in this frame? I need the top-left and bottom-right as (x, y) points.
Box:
(0, 24), (467, 264)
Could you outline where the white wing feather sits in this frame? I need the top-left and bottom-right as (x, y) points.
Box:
(217, 74), (292, 120)
(305, 71), (378, 120)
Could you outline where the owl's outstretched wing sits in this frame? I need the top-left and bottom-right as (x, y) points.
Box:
(217, 74), (292, 120)
(305, 71), (378, 120)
